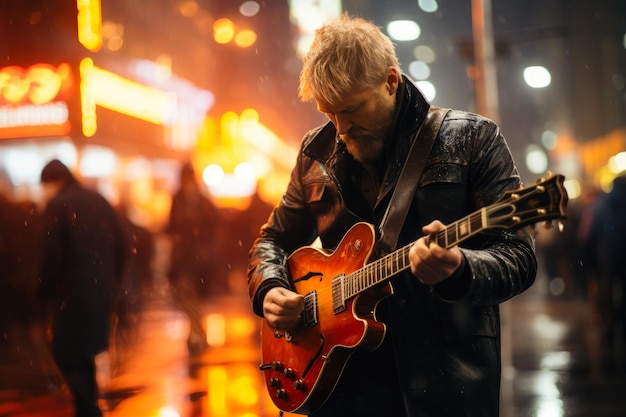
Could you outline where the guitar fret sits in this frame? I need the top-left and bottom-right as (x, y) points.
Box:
(359, 270), (363, 293)
(358, 267), (365, 294)
(347, 274), (353, 298)
(471, 212), (482, 233)
(445, 225), (454, 246)
(372, 263), (377, 289)
(374, 261), (381, 281)
(459, 217), (470, 237)
(359, 267), (363, 292)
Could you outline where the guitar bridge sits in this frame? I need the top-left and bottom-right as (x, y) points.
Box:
(302, 291), (318, 327)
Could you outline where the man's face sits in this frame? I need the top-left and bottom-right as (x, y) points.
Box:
(315, 69), (399, 166)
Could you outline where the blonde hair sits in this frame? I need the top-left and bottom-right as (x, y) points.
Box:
(298, 14), (401, 106)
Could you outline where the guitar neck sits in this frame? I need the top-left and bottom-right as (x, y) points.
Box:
(343, 208), (487, 300)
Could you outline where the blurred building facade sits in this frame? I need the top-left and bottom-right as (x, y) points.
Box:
(0, 0), (625, 217)
(0, 0), (309, 229)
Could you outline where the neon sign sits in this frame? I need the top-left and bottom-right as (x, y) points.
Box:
(77, 0), (103, 52)
(0, 63), (75, 139)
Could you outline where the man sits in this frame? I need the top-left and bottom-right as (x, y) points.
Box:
(582, 174), (626, 345)
(166, 162), (220, 354)
(166, 162), (221, 299)
(38, 159), (126, 417)
(247, 14), (537, 417)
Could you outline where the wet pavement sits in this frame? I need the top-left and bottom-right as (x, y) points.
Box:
(1, 272), (626, 417)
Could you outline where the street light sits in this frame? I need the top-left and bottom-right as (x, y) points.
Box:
(523, 66), (552, 88)
(387, 20), (420, 41)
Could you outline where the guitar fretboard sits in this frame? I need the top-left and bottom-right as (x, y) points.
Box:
(327, 174), (566, 314)
(341, 208), (487, 301)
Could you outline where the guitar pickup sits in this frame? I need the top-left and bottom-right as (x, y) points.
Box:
(302, 291), (318, 327)
(332, 274), (347, 314)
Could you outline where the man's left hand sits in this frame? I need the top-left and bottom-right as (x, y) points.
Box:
(408, 220), (463, 285)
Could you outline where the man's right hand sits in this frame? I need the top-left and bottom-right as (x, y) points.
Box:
(262, 287), (304, 332)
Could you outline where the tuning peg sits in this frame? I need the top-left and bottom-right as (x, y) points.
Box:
(537, 171), (554, 184)
(558, 221), (565, 232)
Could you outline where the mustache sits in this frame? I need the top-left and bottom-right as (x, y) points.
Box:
(341, 129), (376, 142)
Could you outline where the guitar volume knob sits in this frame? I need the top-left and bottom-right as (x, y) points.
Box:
(276, 389), (288, 400)
(270, 377), (281, 388)
(293, 379), (305, 391)
(283, 368), (295, 380)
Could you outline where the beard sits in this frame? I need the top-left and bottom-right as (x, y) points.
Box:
(342, 95), (396, 165)
(342, 131), (386, 165)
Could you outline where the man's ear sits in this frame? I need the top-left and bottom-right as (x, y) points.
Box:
(386, 67), (400, 95)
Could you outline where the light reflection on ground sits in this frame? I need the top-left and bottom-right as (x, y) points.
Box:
(1, 277), (626, 416)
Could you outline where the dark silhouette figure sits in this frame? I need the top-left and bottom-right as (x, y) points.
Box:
(112, 208), (155, 347)
(166, 162), (221, 297)
(0, 194), (42, 328)
(582, 174), (626, 345)
(166, 162), (220, 354)
(37, 160), (126, 417)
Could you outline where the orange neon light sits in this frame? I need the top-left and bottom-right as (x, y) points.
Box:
(0, 63), (74, 105)
(0, 63), (74, 139)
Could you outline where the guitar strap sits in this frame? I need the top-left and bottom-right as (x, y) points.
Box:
(375, 106), (450, 257)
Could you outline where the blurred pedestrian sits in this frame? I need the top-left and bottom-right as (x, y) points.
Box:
(165, 162), (220, 354)
(0, 172), (42, 328)
(37, 159), (126, 417)
(111, 205), (155, 346)
(582, 174), (626, 345)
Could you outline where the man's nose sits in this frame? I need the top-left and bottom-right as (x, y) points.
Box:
(333, 114), (353, 135)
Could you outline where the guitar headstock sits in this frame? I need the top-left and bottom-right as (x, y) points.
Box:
(486, 173), (569, 232)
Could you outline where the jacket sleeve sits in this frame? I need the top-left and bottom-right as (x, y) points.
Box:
(433, 117), (537, 306)
(247, 137), (320, 317)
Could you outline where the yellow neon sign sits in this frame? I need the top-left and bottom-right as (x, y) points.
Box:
(81, 58), (170, 129)
(80, 58), (171, 137)
(77, 0), (103, 52)
(79, 58), (97, 137)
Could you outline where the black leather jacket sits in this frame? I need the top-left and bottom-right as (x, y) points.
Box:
(248, 77), (537, 416)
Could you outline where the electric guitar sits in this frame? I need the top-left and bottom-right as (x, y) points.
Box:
(259, 173), (569, 414)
